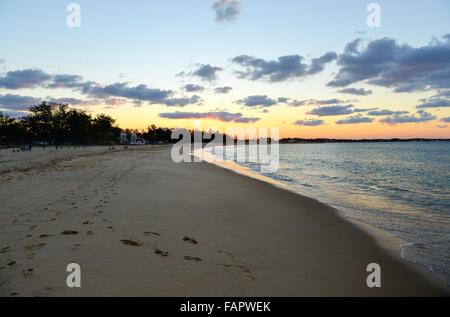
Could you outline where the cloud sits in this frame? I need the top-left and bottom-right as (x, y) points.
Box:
(234, 117), (260, 123)
(416, 99), (450, 109)
(212, 0), (242, 23)
(278, 98), (347, 107)
(48, 97), (102, 107)
(0, 58), (5, 64)
(337, 87), (372, 95)
(0, 68), (206, 107)
(353, 107), (377, 113)
(293, 119), (325, 126)
(46, 74), (84, 89)
(308, 52), (338, 75)
(0, 110), (28, 118)
(0, 94), (42, 111)
(440, 116), (450, 122)
(236, 95), (277, 107)
(380, 110), (436, 125)
(328, 34), (450, 92)
(336, 115), (374, 125)
(215, 86), (232, 94)
(367, 109), (409, 116)
(159, 111), (257, 123)
(192, 64), (223, 82)
(232, 52), (336, 82)
(80, 82), (174, 104)
(0, 69), (52, 89)
(432, 90), (450, 99)
(164, 95), (203, 107)
(104, 98), (127, 106)
(183, 84), (204, 92)
(437, 124), (448, 128)
(307, 105), (354, 116)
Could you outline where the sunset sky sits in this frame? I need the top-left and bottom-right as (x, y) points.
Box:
(0, 0), (449, 138)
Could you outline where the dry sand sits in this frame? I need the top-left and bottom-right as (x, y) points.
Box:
(0, 145), (447, 296)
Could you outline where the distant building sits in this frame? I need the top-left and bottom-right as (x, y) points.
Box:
(120, 133), (128, 144)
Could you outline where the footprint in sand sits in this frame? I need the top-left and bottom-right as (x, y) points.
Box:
(107, 226), (115, 232)
(26, 253), (35, 260)
(0, 247), (10, 254)
(82, 221), (93, 225)
(184, 256), (202, 262)
(143, 232), (160, 237)
(61, 230), (78, 235)
(182, 236), (198, 244)
(120, 239), (143, 246)
(25, 243), (47, 251)
(7, 260), (16, 266)
(154, 248), (169, 257)
(39, 234), (54, 238)
(70, 244), (82, 251)
(216, 251), (255, 280)
(86, 231), (94, 236)
(22, 268), (33, 277)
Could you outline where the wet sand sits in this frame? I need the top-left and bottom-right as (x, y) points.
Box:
(0, 145), (447, 296)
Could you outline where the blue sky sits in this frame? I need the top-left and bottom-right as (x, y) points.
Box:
(0, 0), (450, 138)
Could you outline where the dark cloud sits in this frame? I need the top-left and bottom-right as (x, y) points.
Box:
(432, 90), (450, 99)
(159, 111), (257, 123)
(328, 35), (450, 92)
(344, 39), (362, 55)
(234, 117), (260, 123)
(440, 116), (450, 123)
(353, 107), (377, 113)
(337, 87), (372, 95)
(0, 68), (205, 107)
(336, 115), (374, 125)
(164, 95), (203, 107)
(46, 74), (84, 89)
(307, 105), (354, 116)
(236, 95), (277, 107)
(183, 84), (204, 92)
(416, 99), (450, 109)
(81, 82), (174, 104)
(0, 69), (52, 89)
(294, 119), (325, 126)
(232, 52), (336, 82)
(212, 0), (242, 23)
(214, 86), (232, 94)
(192, 64), (223, 82)
(308, 52), (338, 75)
(380, 110), (436, 125)
(278, 98), (346, 107)
(0, 94), (42, 111)
(367, 109), (409, 116)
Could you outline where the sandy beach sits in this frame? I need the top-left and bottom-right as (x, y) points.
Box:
(0, 145), (447, 296)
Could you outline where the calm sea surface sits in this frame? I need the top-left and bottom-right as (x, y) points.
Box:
(206, 142), (450, 284)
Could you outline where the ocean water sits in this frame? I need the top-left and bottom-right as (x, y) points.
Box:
(204, 142), (450, 284)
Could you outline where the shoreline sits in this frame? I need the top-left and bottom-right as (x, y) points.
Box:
(197, 146), (449, 289)
(0, 145), (448, 296)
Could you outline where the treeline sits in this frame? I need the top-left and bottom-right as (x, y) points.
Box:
(0, 102), (175, 146)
